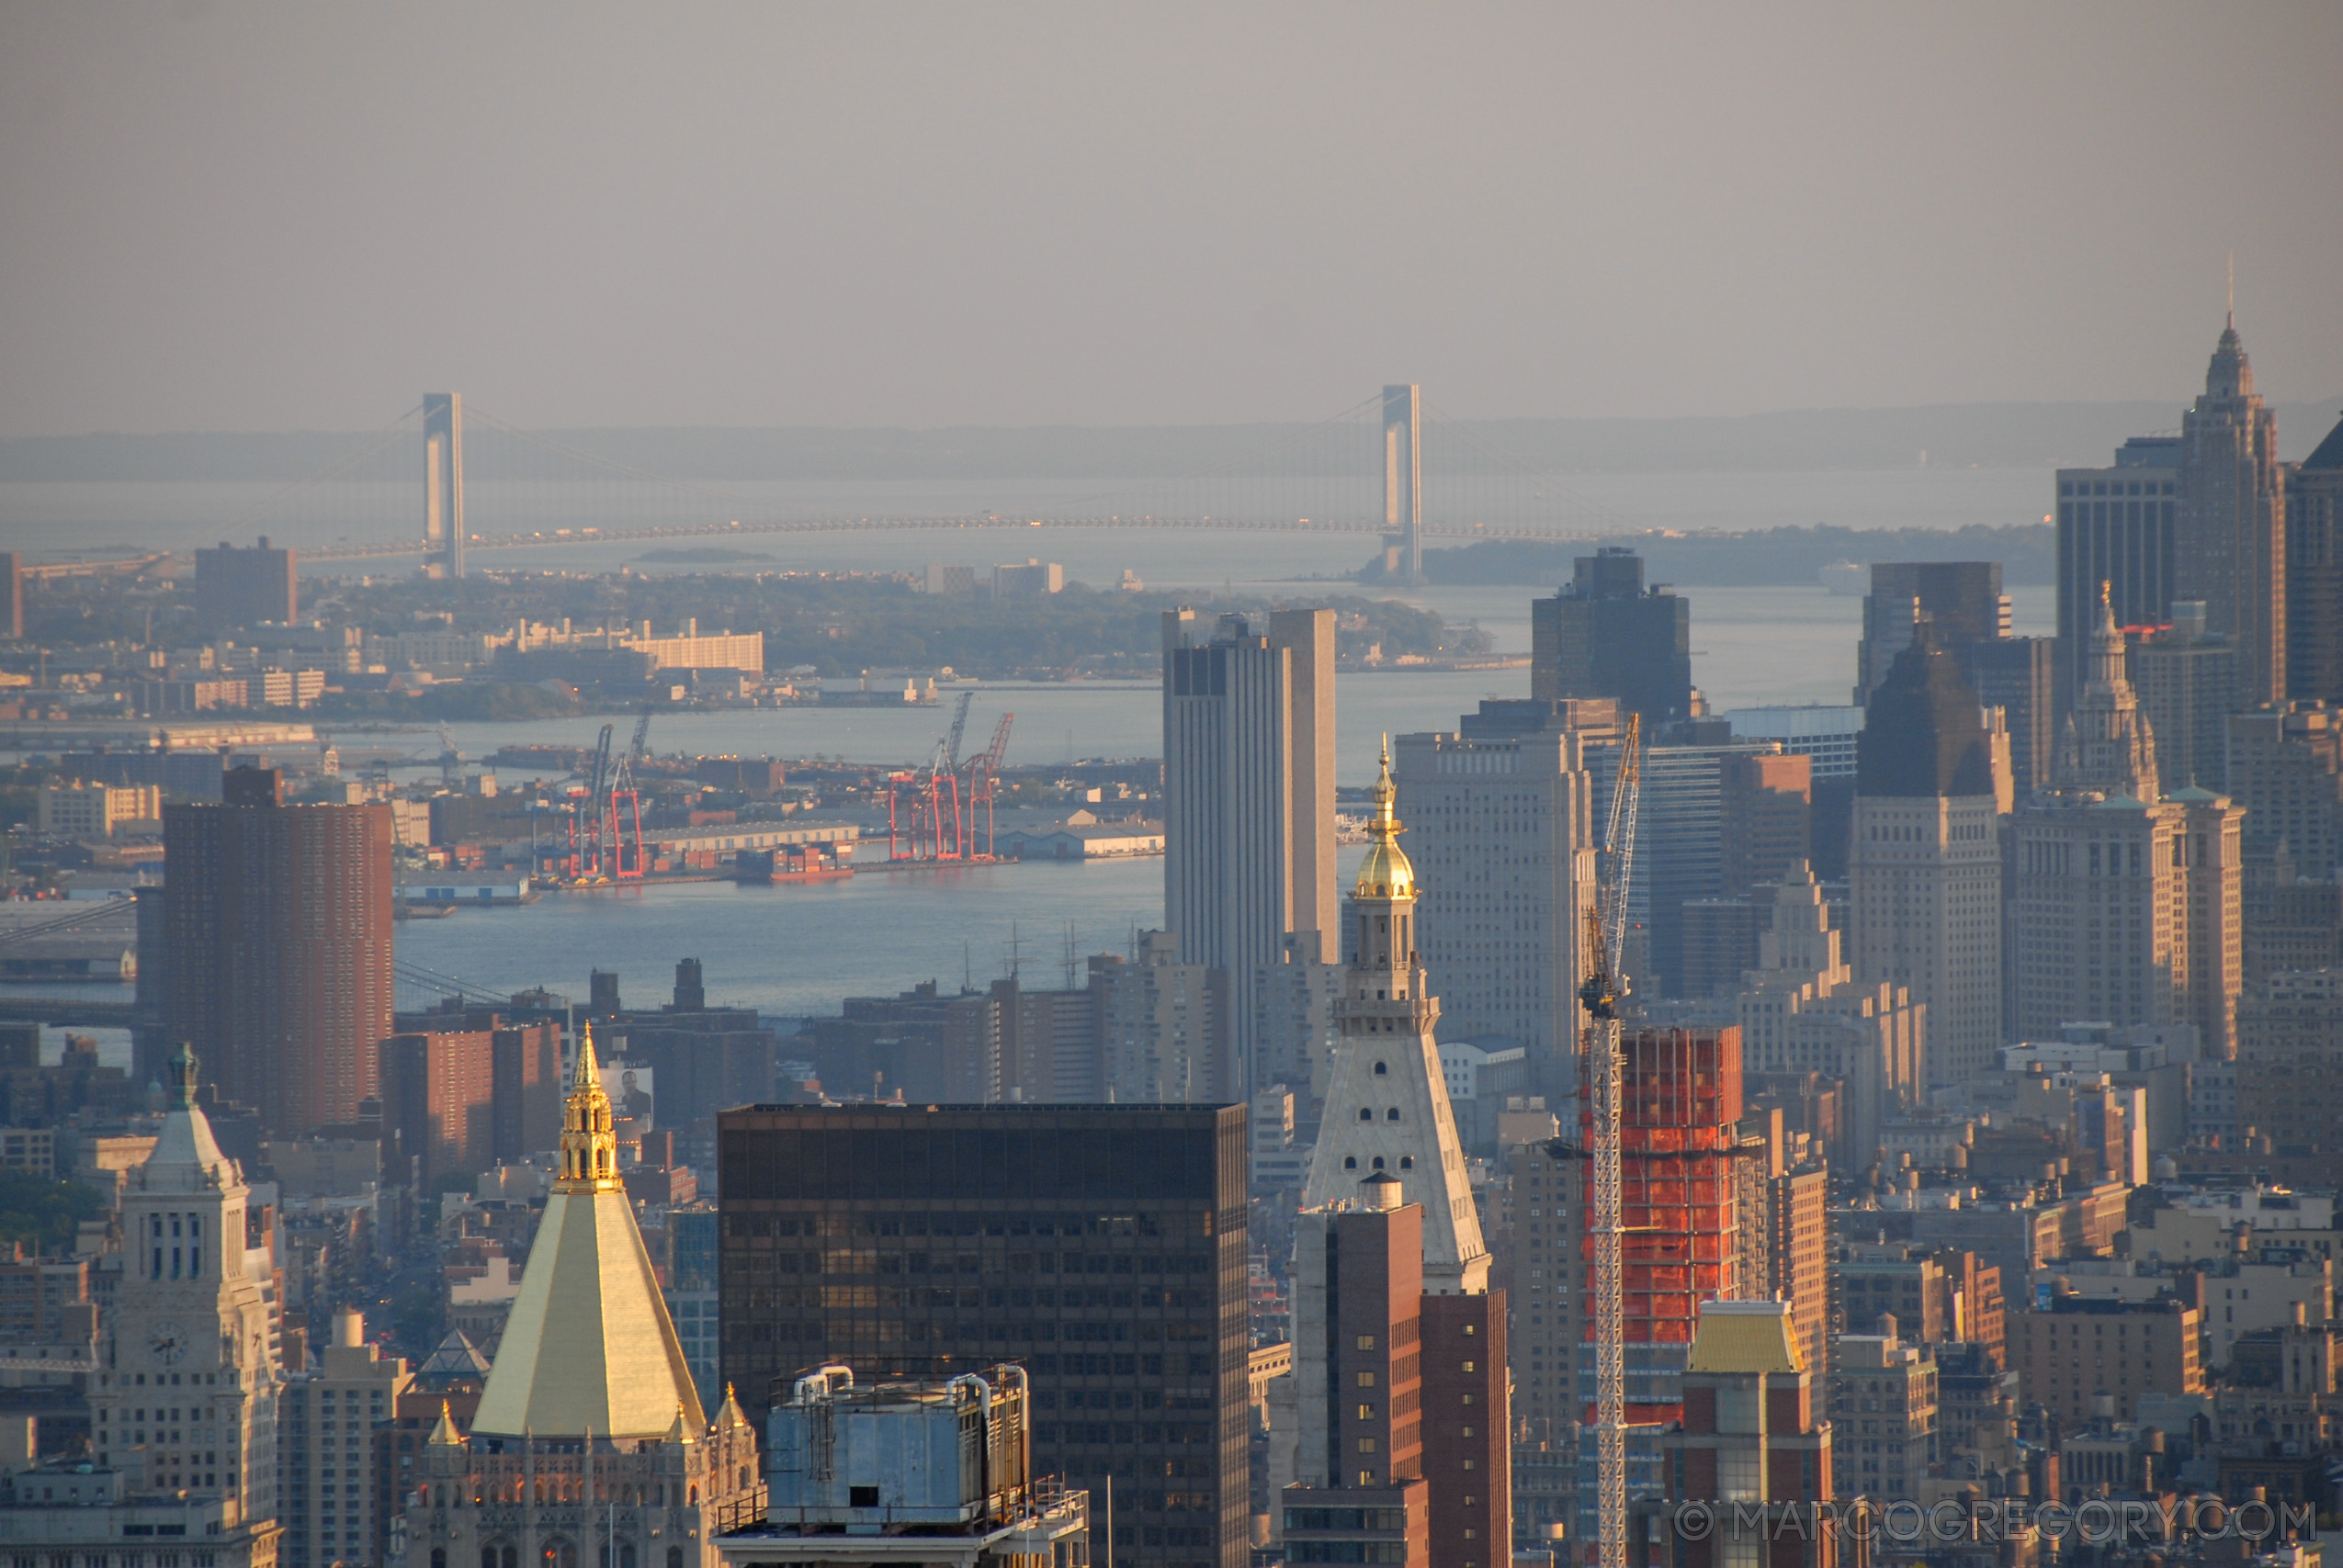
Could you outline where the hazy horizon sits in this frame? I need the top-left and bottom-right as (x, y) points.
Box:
(2, 4), (2337, 441)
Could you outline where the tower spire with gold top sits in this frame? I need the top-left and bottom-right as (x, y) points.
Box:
(1353, 735), (1416, 900)
(470, 1020), (705, 1439)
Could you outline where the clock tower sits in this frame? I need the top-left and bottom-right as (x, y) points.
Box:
(93, 1044), (283, 1525)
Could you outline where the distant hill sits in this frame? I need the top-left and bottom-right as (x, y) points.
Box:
(7, 400), (2337, 482)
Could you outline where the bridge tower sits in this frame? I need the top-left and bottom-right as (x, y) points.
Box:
(423, 392), (466, 578)
(1383, 383), (1424, 585)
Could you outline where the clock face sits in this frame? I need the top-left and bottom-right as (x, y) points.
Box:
(149, 1322), (188, 1366)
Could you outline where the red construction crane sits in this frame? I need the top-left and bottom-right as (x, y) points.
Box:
(967, 712), (1015, 858)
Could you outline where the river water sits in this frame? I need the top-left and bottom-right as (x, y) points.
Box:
(4, 468), (2054, 1020)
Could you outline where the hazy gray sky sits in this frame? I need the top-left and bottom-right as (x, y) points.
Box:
(2, 3), (2337, 439)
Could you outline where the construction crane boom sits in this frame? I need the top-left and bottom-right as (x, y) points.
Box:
(968, 712), (1016, 857)
(942, 690), (975, 771)
(1578, 714), (1641, 1568)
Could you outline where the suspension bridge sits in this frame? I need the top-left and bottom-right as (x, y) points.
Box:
(250, 387), (1632, 583)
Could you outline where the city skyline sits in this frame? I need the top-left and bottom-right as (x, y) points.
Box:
(6, 13), (2343, 1568)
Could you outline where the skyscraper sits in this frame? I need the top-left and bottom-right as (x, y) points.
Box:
(2055, 435), (2183, 709)
(716, 1103), (1251, 1568)
(1530, 549), (1693, 727)
(2226, 701), (2343, 879)
(2008, 591), (2186, 1043)
(1301, 751), (1489, 1291)
(406, 1033), (761, 1568)
(1735, 866), (1923, 1168)
(1289, 761), (1509, 1567)
(1634, 1302), (1840, 1568)
(1590, 735), (1781, 1001)
(1717, 752), (1812, 897)
(2171, 786), (2245, 1060)
(1285, 1181), (1510, 1568)
(90, 1046), (282, 1536)
(1534, 1022), (1753, 1514)
(193, 536), (298, 632)
(163, 767), (393, 1136)
(1162, 608), (1336, 1099)
(2286, 412), (2343, 705)
(2178, 318), (2287, 707)
(1848, 638), (2003, 1088)
(1955, 636), (2056, 795)
(1393, 698), (1609, 1100)
(1854, 562), (2009, 706)
(2129, 602), (2237, 793)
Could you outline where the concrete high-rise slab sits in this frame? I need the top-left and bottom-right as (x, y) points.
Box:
(424, 391), (466, 579)
(1162, 607), (1336, 1099)
(1394, 698), (1610, 1101)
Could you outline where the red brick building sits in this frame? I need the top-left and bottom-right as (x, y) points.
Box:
(163, 767), (391, 1136)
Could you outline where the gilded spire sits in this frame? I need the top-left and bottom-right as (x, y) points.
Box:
(472, 1013), (707, 1440)
(558, 1023), (620, 1192)
(1352, 736), (1415, 900)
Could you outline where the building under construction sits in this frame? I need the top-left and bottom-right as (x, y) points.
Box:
(1518, 1026), (1743, 1434)
(1602, 1024), (1747, 1405)
(1523, 1024), (1750, 1554)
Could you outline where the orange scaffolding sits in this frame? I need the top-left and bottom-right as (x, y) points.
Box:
(1580, 1025), (1745, 1424)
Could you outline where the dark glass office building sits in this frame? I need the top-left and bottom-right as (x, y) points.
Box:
(2056, 436), (2182, 712)
(1529, 547), (1692, 727)
(718, 1103), (1251, 1568)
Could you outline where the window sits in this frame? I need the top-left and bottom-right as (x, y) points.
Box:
(1355, 1337), (1376, 1350)
(1374, 1062), (1387, 1076)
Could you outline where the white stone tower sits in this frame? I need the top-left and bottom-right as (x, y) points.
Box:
(92, 1044), (283, 1520)
(1300, 744), (1488, 1293)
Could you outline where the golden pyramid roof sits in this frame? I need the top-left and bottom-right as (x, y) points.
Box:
(471, 1027), (707, 1439)
(1685, 1300), (1803, 1375)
